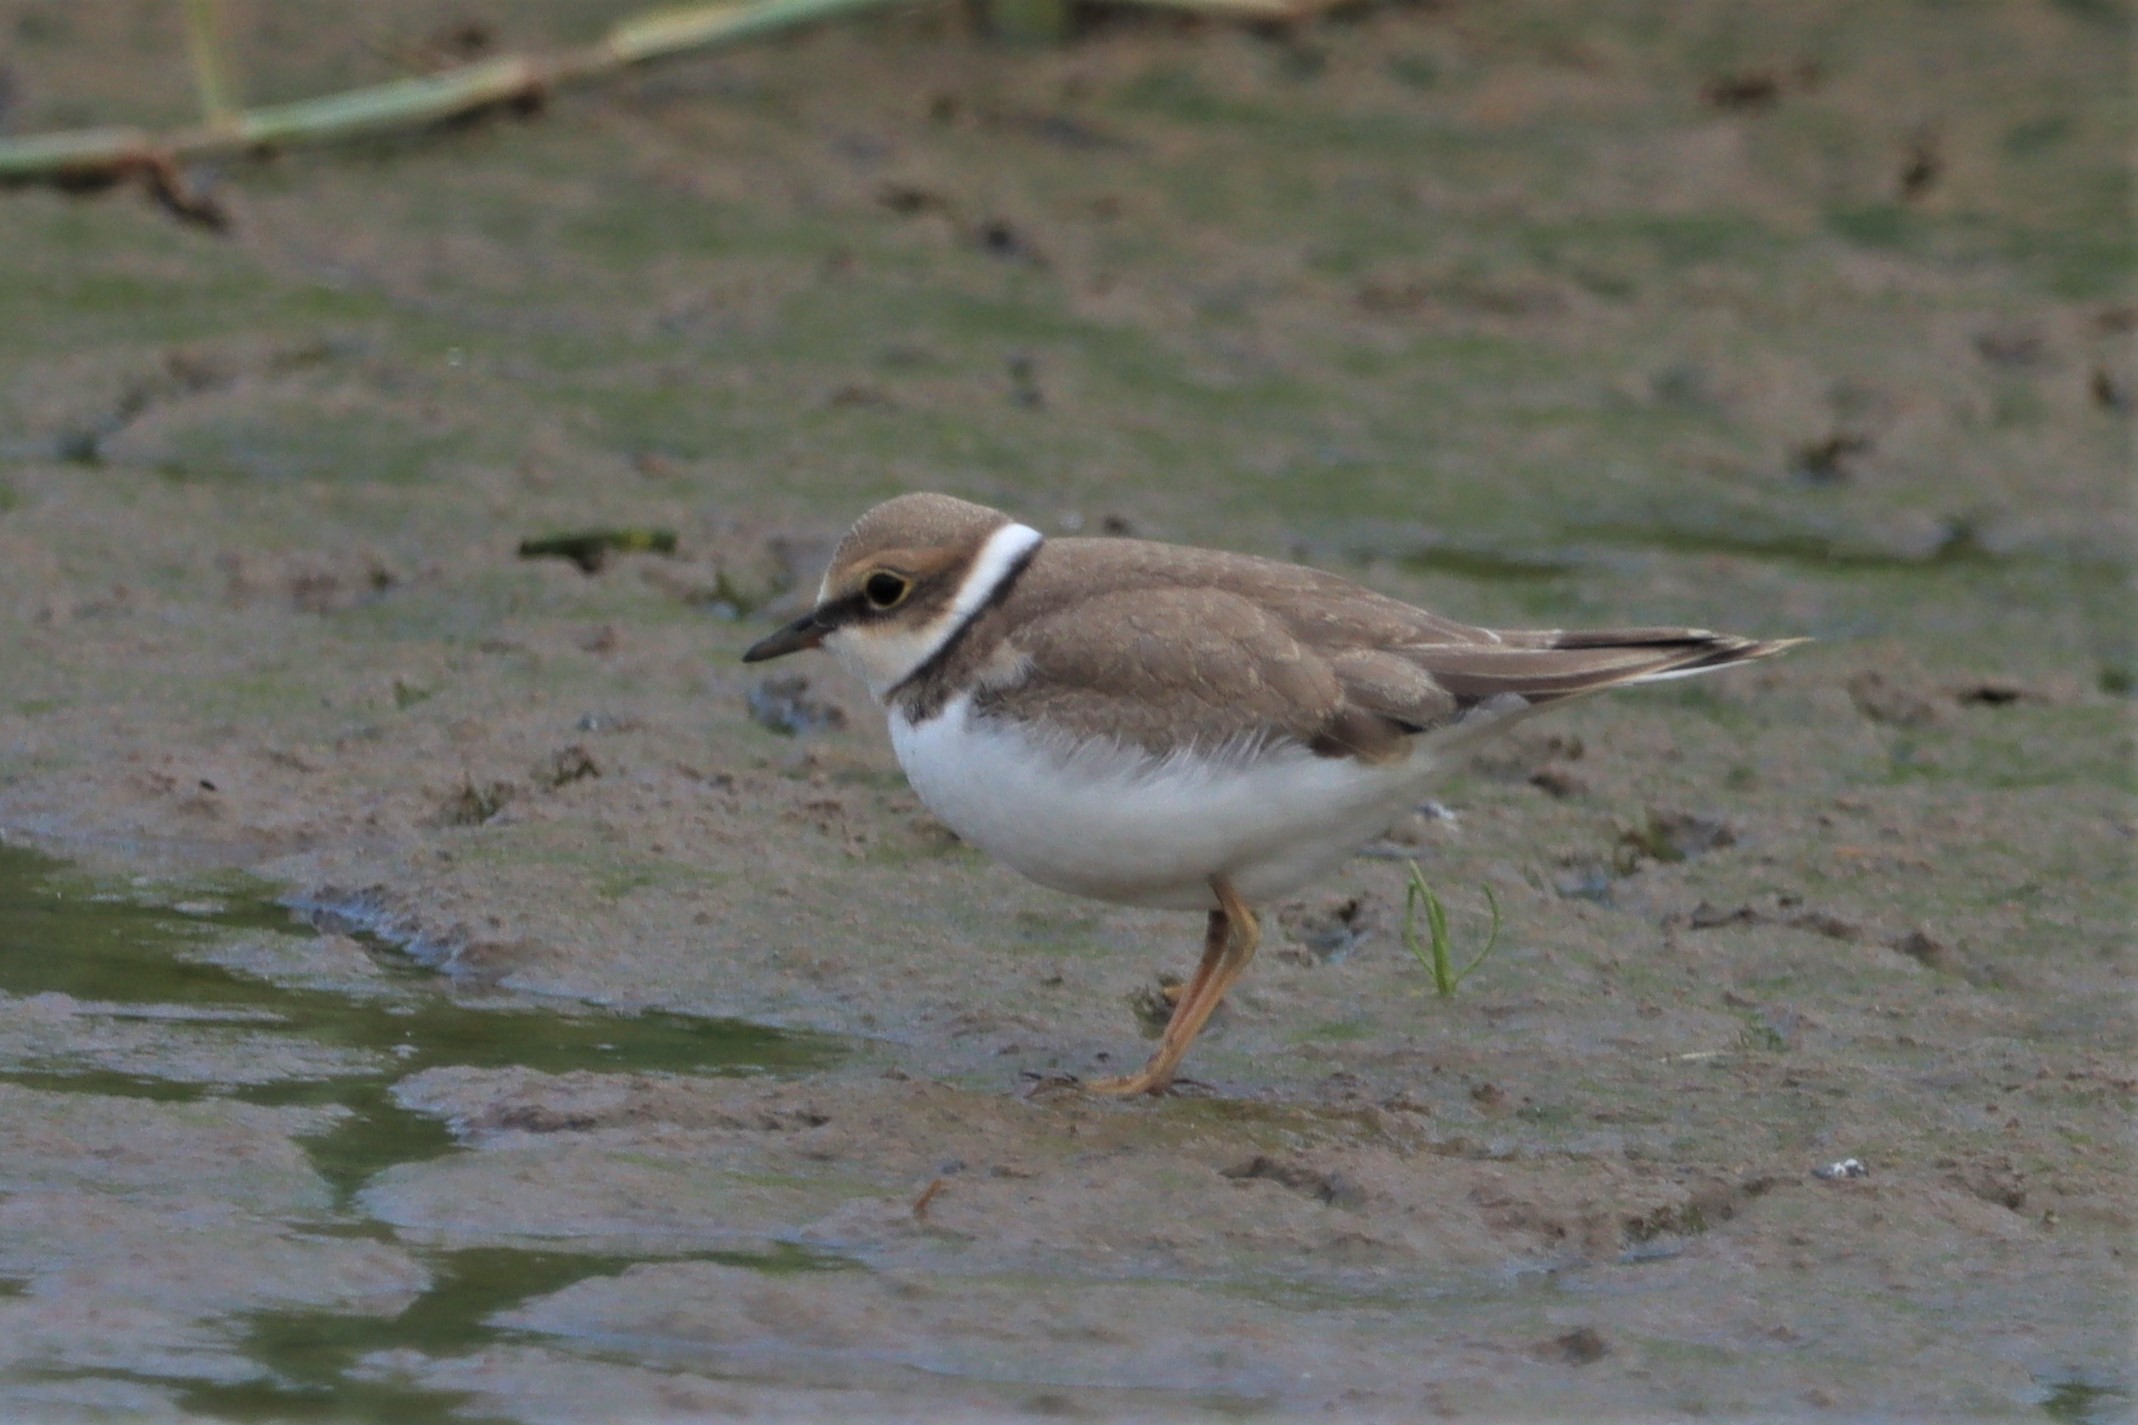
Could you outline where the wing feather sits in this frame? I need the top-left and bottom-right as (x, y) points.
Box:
(938, 537), (1800, 764)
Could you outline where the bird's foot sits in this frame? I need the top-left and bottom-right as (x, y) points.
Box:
(1081, 1067), (1175, 1097)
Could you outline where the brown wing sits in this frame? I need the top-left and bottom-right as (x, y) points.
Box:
(936, 537), (1801, 761)
(1082, 541), (1801, 732)
(1401, 629), (1799, 702)
(1271, 619), (1799, 747)
(976, 585), (1391, 759)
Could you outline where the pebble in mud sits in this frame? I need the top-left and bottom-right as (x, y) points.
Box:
(1275, 893), (1382, 963)
(1532, 1326), (1610, 1365)
(746, 674), (849, 736)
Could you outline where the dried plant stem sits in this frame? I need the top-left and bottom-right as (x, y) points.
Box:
(0, 0), (925, 186)
(181, 0), (239, 128)
(3, 0), (1344, 193)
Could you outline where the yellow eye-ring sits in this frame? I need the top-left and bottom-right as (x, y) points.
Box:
(863, 572), (910, 609)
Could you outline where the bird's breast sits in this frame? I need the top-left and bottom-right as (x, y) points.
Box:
(886, 695), (1431, 910)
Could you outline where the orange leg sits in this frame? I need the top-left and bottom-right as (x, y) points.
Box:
(1086, 876), (1261, 1097)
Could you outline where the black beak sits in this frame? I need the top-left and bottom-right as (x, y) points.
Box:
(742, 609), (831, 662)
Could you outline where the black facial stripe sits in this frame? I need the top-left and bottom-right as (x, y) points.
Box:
(814, 590), (872, 631)
(818, 577), (930, 631)
(884, 539), (1040, 701)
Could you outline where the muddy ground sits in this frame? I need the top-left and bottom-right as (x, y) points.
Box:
(0, 0), (2131, 1420)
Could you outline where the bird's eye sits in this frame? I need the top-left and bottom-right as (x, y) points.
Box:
(862, 572), (910, 609)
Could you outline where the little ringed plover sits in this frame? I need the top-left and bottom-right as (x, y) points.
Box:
(745, 493), (1801, 1096)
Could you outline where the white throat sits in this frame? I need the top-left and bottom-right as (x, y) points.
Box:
(826, 521), (1044, 701)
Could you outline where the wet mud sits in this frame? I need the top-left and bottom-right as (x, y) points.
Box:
(0, 0), (2130, 1418)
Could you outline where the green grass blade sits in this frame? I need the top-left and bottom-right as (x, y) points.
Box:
(1401, 862), (1501, 998)
(1447, 883), (1502, 992)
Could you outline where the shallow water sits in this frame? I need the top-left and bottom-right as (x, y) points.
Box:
(0, 844), (844, 1420)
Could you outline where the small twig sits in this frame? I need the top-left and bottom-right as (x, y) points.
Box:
(140, 152), (228, 230)
(910, 1177), (945, 1220)
(1401, 864), (1502, 997)
(1017, 1069), (1083, 1098)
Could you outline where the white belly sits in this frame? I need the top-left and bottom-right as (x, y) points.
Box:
(888, 695), (1436, 910)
